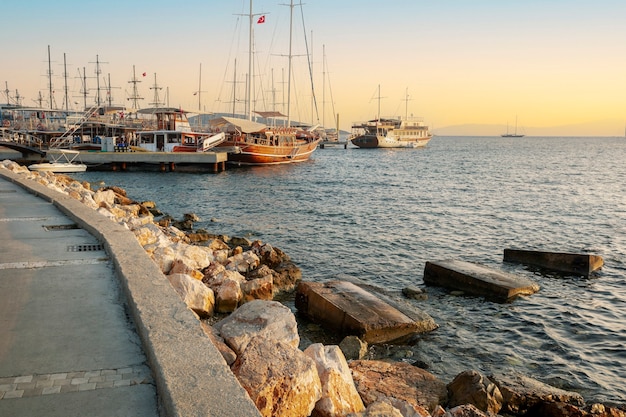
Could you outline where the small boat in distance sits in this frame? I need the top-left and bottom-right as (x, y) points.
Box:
(29, 149), (87, 173)
(501, 116), (525, 137)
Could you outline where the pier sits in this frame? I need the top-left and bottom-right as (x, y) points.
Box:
(75, 149), (231, 172)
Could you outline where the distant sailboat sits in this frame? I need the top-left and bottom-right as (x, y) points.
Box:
(501, 116), (524, 137)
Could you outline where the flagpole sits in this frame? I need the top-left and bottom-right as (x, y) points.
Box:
(247, 0), (253, 120)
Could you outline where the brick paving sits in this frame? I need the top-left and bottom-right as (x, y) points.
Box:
(0, 365), (153, 400)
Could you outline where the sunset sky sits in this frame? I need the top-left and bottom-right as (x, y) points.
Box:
(2, 0), (626, 135)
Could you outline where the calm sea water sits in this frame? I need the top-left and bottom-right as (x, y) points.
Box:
(74, 136), (626, 405)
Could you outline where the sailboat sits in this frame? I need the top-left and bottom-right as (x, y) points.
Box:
(214, 0), (321, 165)
(501, 116), (524, 137)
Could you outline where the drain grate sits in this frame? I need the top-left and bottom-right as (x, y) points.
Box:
(67, 244), (103, 252)
(44, 224), (80, 231)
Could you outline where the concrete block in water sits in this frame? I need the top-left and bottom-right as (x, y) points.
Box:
(295, 280), (436, 344)
(503, 249), (603, 277)
(423, 260), (539, 303)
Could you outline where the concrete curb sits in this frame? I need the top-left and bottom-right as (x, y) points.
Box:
(0, 168), (261, 417)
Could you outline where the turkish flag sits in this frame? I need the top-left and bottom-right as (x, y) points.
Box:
(142, 72), (147, 77)
(257, 15), (265, 24)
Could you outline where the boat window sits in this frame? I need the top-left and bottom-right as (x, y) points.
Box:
(140, 134), (153, 144)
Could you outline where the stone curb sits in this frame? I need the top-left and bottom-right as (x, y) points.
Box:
(0, 169), (261, 417)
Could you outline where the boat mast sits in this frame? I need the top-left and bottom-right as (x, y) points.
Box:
(247, 0), (253, 120)
(47, 45), (53, 110)
(286, 0), (295, 127)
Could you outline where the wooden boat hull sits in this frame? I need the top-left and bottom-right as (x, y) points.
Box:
(222, 138), (321, 165)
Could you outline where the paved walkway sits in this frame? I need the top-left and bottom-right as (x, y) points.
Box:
(0, 176), (159, 416)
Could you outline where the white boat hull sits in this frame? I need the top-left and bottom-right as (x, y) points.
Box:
(29, 162), (87, 173)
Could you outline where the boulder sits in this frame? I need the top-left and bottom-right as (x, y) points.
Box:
(423, 260), (540, 303)
(166, 273), (215, 317)
(296, 280), (436, 344)
(232, 338), (322, 417)
(338, 335), (368, 361)
(169, 258), (204, 280)
(214, 300), (299, 355)
(447, 370), (503, 414)
(225, 251), (260, 273)
(199, 322), (237, 366)
(349, 360), (447, 413)
(215, 278), (243, 313)
(489, 373), (584, 415)
(93, 189), (116, 207)
(303, 343), (365, 417)
(240, 275), (274, 302)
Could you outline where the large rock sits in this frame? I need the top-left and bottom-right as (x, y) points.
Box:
(232, 338), (322, 417)
(423, 260), (540, 303)
(296, 280), (436, 344)
(240, 275), (274, 302)
(489, 373), (584, 415)
(447, 370), (503, 414)
(215, 278), (243, 313)
(303, 343), (365, 417)
(166, 273), (215, 317)
(214, 300), (299, 355)
(349, 360), (447, 413)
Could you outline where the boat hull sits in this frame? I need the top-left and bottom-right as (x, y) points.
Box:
(29, 162), (87, 173)
(351, 134), (431, 149)
(221, 138), (321, 165)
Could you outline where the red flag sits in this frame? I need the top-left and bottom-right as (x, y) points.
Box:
(257, 15), (265, 24)
(142, 72), (147, 77)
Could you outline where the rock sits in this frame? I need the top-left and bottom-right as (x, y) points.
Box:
(445, 404), (491, 417)
(339, 335), (368, 360)
(489, 373), (584, 415)
(447, 370), (503, 414)
(353, 400), (404, 417)
(423, 260), (540, 303)
(199, 322), (237, 366)
(225, 251), (260, 274)
(215, 278), (243, 313)
(526, 401), (587, 417)
(202, 263), (246, 291)
(349, 360), (447, 413)
(303, 343), (365, 417)
(93, 189), (116, 207)
(214, 300), (299, 355)
(240, 275), (274, 303)
(232, 338), (322, 417)
(166, 273), (215, 318)
(169, 259), (204, 280)
(402, 285), (428, 301)
(296, 280), (436, 344)
(231, 236), (253, 248)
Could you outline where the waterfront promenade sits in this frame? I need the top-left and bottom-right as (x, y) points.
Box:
(0, 168), (260, 416)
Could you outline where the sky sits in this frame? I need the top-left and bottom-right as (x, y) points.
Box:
(2, 0), (626, 136)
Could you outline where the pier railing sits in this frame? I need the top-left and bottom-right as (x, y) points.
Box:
(48, 105), (101, 149)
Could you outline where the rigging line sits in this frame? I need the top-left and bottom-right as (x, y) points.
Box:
(298, 1), (320, 125)
(324, 49), (337, 125)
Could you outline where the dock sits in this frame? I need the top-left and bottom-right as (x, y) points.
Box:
(75, 149), (231, 172)
(319, 140), (350, 149)
(423, 260), (540, 303)
(503, 249), (603, 277)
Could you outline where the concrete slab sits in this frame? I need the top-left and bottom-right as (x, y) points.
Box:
(423, 260), (540, 303)
(295, 280), (437, 344)
(503, 248), (603, 277)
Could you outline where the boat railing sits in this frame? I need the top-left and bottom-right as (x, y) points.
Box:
(48, 105), (102, 149)
(0, 128), (44, 148)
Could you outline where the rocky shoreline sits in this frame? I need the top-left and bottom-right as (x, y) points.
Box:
(2, 159), (624, 417)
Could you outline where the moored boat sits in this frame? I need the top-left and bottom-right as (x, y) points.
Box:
(29, 149), (87, 173)
(134, 108), (226, 152)
(350, 117), (432, 148)
(213, 116), (320, 165)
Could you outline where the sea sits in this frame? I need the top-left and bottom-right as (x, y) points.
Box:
(73, 136), (626, 406)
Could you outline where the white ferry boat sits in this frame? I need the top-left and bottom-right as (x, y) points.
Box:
(349, 117), (432, 148)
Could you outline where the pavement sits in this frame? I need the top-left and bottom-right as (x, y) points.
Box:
(0, 168), (261, 417)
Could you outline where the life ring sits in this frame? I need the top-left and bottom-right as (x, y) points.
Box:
(2, 120), (10, 128)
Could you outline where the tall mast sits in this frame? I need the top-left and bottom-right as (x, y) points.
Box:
(127, 65), (144, 114)
(63, 53), (70, 112)
(197, 63), (202, 111)
(247, 0), (253, 120)
(286, 0), (294, 127)
(47, 45), (53, 110)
